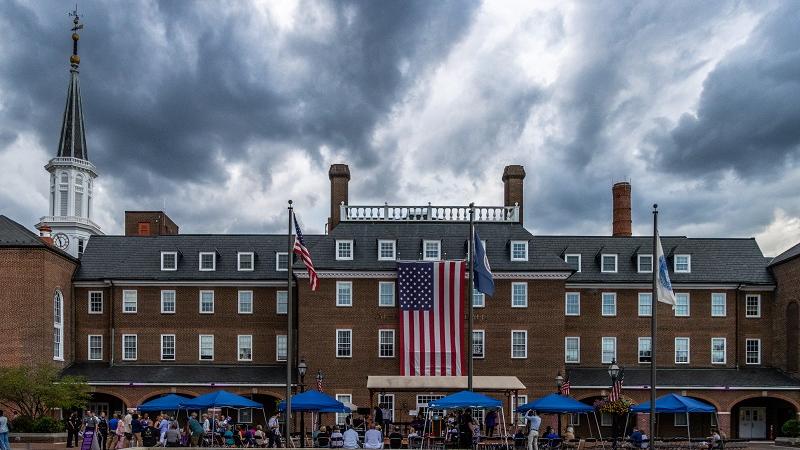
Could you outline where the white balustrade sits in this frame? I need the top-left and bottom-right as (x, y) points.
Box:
(340, 203), (519, 223)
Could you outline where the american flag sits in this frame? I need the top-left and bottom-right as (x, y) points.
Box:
(316, 376), (323, 392)
(608, 374), (624, 402)
(560, 379), (571, 396)
(398, 260), (465, 376)
(293, 213), (318, 291)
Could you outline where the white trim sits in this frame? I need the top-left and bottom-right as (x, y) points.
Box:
(198, 252), (216, 271)
(565, 292), (580, 316)
(674, 254), (692, 273)
(510, 240), (529, 262)
(199, 290), (215, 314)
(638, 337), (652, 364)
(160, 251), (178, 271)
(237, 252), (255, 272)
(199, 334), (214, 361)
(122, 289), (138, 313)
(745, 294), (762, 318)
(275, 252), (288, 272)
(378, 281), (396, 307)
(238, 334), (253, 361)
(564, 336), (580, 364)
(336, 281), (353, 307)
(336, 329), (353, 358)
(601, 336), (617, 364)
(638, 292), (652, 317)
(160, 290), (177, 314)
(238, 290), (254, 314)
(472, 288), (485, 308)
(637, 254), (653, 273)
(674, 337), (690, 364)
(711, 337), (727, 364)
(511, 282), (528, 308)
(423, 240), (441, 261)
(88, 290), (104, 314)
(122, 334), (138, 361)
(675, 292), (690, 317)
(569, 385), (800, 391)
(601, 254), (618, 273)
(601, 292), (617, 317)
(293, 270), (571, 280)
(276, 290), (288, 315)
(378, 329), (396, 358)
(336, 240), (354, 261)
(565, 282), (775, 290)
(160, 334), (176, 361)
(511, 330), (528, 359)
(276, 334), (288, 361)
(711, 293), (727, 317)
(564, 254), (581, 272)
(377, 240), (396, 261)
(74, 280), (292, 287)
(472, 330), (485, 359)
(88, 334), (103, 361)
(745, 338), (762, 365)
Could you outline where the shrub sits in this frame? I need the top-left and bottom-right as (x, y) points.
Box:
(32, 416), (64, 433)
(782, 419), (800, 437)
(11, 415), (34, 432)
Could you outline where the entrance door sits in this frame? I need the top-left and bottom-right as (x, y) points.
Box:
(739, 407), (767, 439)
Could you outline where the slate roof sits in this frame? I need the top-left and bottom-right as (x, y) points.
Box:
(567, 367), (800, 388)
(0, 215), (46, 247)
(769, 242), (800, 268)
(532, 236), (773, 285)
(62, 362), (289, 385)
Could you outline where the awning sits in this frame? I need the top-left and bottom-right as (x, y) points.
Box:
(180, 390), (263, 409)
(429, 391), (502, 409)
(516, 393), (594, 414)
(367, 376), (525, 392)
(631, 394), (716, 414)
(138, 394), (191, 411)
(278, 391), (350, 413)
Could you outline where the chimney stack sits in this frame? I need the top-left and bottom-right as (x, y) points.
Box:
(502, 165), (526, 224)
(612, 181), (632, 236)
(37, 224), (54, 246)
(328, 164), (350, 231)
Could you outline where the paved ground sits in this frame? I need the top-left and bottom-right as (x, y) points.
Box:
(8, 445), (799, 450)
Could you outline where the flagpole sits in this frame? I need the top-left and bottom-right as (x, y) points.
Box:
(286, 200), (294, 444)
(468, 202), (475, 391)
(650, 204), (658, 440)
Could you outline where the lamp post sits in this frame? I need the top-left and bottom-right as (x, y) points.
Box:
(555, 373), (565, 435)
(298, 358), (308, 447)
(608, 359), (621, 450)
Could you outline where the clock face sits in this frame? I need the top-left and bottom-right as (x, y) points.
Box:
(53, 233), (70, 250)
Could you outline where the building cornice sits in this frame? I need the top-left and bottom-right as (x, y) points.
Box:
(571, 385), (798, 391)
(565, 283), (775, 291)
(295, 270), (570, 280)
(73, 280), (292, 288)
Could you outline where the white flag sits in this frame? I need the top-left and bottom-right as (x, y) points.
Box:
(656, 231), (676, 306)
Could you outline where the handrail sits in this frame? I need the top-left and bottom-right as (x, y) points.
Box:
(340, 203), (520, 223)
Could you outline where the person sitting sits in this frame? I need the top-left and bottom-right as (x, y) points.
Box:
(563, 426), (575, 441)
(165, 423), (181, 447)
(630, 427), (644, 448)
(317, 426), (331, 448)
(514, 428), (527, 450)
(706, 428), (722, 449)
(388, 426), (403, 449)
(330, 426), (345, 448)
(224, 428), (235, 447)
(407, 427), (421, 448)
(363, 424), (383, 449)
(343, 426), (360, 449)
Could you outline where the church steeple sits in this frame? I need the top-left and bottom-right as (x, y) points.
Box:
(57, 9), (88, 160)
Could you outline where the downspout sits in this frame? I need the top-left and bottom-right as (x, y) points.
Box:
(735, 283), (742, 370)
(109, 280), (115, 366)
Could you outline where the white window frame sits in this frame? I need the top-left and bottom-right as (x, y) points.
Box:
(238, 334), (253, 361)
(674, 413), (688, 427)
(565, 292), (580, 316)
(510, 240), (529, 262)
(638, 293), (652, 317)
(711, 293), (727, 317)
(199, 290), (215, 314)
(275, 252), (288, 271)
(199, 334), (214, 361)
(638, 337), (652, 364)
(377, 240), (396, 261)
(238, 408), (253, 424)
(160, 251), (178, 271)
(122, 334), (138, 361)
(88, 291), (104, 314)
(511, 330), (528, 359)
(336, 240), (354, 261)
(336, 281), (353, 307)
(54, 290), (63, 361)
(88, 335), (103, 361)
(423, 240), (441, 261)
(198, 252), (216, 271)
(276, 335), (288, 361)
(238, 290), (254, 314)
(674, 254), (691, 273)
(745, 295), (761, 318)
(565, 337), (580, 363)
(674, 337), (690, 364)
(336, 329), (353, 358)
(472, 330), (485, 359)
(602, 292), (617, 317)
(336, 394), (352, 426)
(160, 334), (176, 361)
(601, 337), (617, 364)
(511, 282), (528, 308)
(637, 254), (653, 273)
(711, 337), (726, 364)
(564, 254), (581, 272)
(378, 393), (395, 423)
(378, 281), (396, 307)
(601, 254), (618, 273)
(160, 290), (176, 314)
(513, 395), (529, 426)
(276, 290), (288, 315)
(122, 290), (138, 314)
(378, 329), (395, 358)
(746, 338), (761, 365)
(472, 288), (485, 308)
(675, 293), (690, 317)
(237, 252), (255, 271)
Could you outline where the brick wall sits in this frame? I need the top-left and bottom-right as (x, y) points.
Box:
(771, 259), (800, 374)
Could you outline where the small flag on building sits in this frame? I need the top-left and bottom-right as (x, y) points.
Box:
(473, 230), (495, 296)
(608, 371), (624, 402)
(560, 378), (571, 396)
(655, 230), (676, 306)
(316, 376), (324, 392)
(293, 213), (318, 291)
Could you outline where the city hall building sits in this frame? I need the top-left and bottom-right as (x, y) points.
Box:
(4, 15), (800, 441)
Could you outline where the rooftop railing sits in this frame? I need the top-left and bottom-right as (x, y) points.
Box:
(340, 203), (520, 223)
(45, 157), (97, 173)
(38, 215), (101, 229)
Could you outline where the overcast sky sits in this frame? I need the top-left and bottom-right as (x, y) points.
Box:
(1, 0), (798, 256)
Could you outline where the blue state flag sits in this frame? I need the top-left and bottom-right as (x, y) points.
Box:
(656, 230), (676, 306)
(473, 230), (495, 296)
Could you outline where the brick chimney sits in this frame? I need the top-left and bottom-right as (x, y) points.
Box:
(328, 164), (350, 231)
(612, 181), (632, 236)
(37, 224), (54, 246)
(502, 165), (526, 224)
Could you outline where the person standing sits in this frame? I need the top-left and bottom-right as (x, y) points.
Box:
(106, 414), (119, 450)
(0, 410), (10, 450)
(66, 411), (81, 448)
(96, 412), (108, 450)
(268, 412), (281, 448)
(373, 406), (384, 428)
(525, 410), (541, 450)
(188, 413), (204, 447)
(486, 410), (497, 437)
(130, 414), (142, 448)
(122, 412), (133, 447)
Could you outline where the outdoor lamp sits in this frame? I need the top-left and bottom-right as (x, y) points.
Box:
(298, 358), (308, 379)
(555, 373), (564, 389)
(608, 359), (620, 380)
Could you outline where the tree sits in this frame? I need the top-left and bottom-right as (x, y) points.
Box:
(0, 364), (90, 419)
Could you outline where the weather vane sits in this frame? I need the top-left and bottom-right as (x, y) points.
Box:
(67, 4), (83, 66)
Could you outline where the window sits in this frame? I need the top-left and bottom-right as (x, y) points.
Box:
(336, 394), (353, 425)
(378, 240), (396, 261)
(161, 252), (178, 271)
(511, 330), (527, 358)
(711, 338), (726, 364)
(601, 254), (618, 273)
(379, 282), (395, 307)
(512, 395), (528, 426)
(601, 413), (613, 427)
(238, 290), (253, 314)
(417, 395), (445, 421)
(675, 293), (690, 317)
(74, 175), (83, 217)
(601, 337), (617, 364)
(746, 295), (761, 318)
(161, 334), (175, 361)
(238, 252), (254, 271)
(675, 337), (690, 364)
(379, 329), (395, 358)
(473, 330), (485, 359)
(122, 290), (138, 313)
(423, 240), (441, 260)
(674, 255), (691, 273)
(746, 339), (761, 365)
(472, 288), (485, 308)
(88, 335), (103, 361)
(511, 241), (529, 261)
(638, 337), (652, 363)
(638, 293), (652, 317)
(122, 334), (137, 361)
(336, 329), (352, 358)
(511, 283), (528, 308)
(137, 222), (151, 236)
(276, 291), (288, 314)
(276, 252), (288, 271)
(565, 254), (581, 272)
(336, 240), (353, 260)
(78, 239), (84, 257)
(53, 290), (63, 360)
(638, 254), (653, 273)
(378, 393), (395, 423)
(238, 335), (253, 361)
(711, 293), (727, 317)
(565, 337), (580, 363)
(59, 173), (68, 216)
(565, 292), (580, 316)
(238, 409), (253, 424)
(569, 414), (581, 427)
(336, 282), (353, 307)
(674, 413), (688, 427)
(199, 290), (215, 313)
(602, 293), (617, 316)
(199, 252), (216, 271)
(88, 291), (103, 314)
(199, 335), (214, 360)
(276, 335), (287, 361)
(161, 290), (176, 314)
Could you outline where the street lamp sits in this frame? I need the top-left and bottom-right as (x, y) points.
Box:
(555, 373), (565, 434)
(608, 359), (621, 449)
(298, 359), (308, 446)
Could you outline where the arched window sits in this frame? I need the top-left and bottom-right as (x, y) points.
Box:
(87, 179), (92, 219)
(74, 175), (84, 217)
(53, 290), (64, 360)
(59, 173), (69, 216)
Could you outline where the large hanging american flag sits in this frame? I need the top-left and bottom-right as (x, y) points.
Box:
(293, 213), (318, 291)
(398, 260), (465, 376)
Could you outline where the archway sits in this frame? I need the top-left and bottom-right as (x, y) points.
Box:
(655, 396), (718, 439)
(88, 392), (127, 418)
(731, 396), (797, 440)
(787, 302), (799, 372)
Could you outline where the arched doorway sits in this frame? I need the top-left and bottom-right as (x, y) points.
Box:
(656, 396), (718, 439)
(732, 396), (797, 440)
(88, 392), (127, 418)
(787, 302), (799, 372)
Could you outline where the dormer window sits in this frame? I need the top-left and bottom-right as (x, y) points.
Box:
(276, 252), (288, 271)
(423, 240), (441, 260)
(199, 252), (216, 271)
(674, 255), (691, 273)
(510, 241), (528, 261)
(601, 254), (618, 273)
(161, 252), (178, 271)
(564, 254), (581, 272)
(378, 240), (396, 261)
(336, 240), (353, 260)
(238, 252), (254, 271)
(638, 254), (653, 273)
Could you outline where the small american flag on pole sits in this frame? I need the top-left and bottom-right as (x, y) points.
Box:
(316, 376), (323, 392)
(398, 260), (465, 376)
(608, 373), (624, 402)
(293, 213), (318, 291)
(560, 378), (571, 396)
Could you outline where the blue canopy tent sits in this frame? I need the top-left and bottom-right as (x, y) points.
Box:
(178, 390), (266, 448)
(516, 393), (602, 440)
(630, 394), (717, 441)
(277, 390), (350, 413)
(137, 393), (191, 411)
(420, 391), (508, 450)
